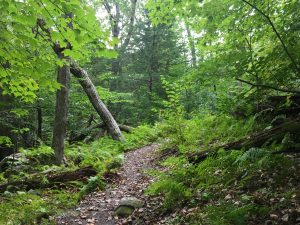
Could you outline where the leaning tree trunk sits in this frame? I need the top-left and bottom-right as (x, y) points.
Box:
(52, 60), (71, 165)
(70, 62), (125, 142)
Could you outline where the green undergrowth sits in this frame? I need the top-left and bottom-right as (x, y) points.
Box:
(156, 114), (257, 153)
(147, 115), (300, 224)
(0, 191), (78, 225)
(0, 125), (157, 224)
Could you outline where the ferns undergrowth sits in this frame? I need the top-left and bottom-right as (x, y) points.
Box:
(148, 115), (299, 225)
(0, 125), (157, 224)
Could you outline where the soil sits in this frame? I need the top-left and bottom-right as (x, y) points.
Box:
(55, 143), (164, 225)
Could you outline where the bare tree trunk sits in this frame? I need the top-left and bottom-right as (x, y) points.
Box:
(52, 60), (70, 165)
(37, 103), (42, 140)
(36, 16), (123, 143)
(104, 0), (138, 91)
(185, 21), (197, 68)
(70, 63), (125, 142)
(120, 0), (138, 53)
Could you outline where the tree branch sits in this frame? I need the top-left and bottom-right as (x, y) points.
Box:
(241, 0), (300, 76)
(236, 78), (300, 94)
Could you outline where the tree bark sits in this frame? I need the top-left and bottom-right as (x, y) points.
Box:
(70, 62), (125, 142)
(69, 123), (132, 144)
(0, 166), (97, 193)
(188, 117), (300, 163)
(185, 20), (197, 68)
(120, 0), (138, 53)
(104, 0), (138, 91)
(52, 60), (71, 165)
(37, 103), (42, 140)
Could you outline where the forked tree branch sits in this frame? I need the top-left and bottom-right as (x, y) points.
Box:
(236, 78), (300, 94)
(241, 0), (300, 76)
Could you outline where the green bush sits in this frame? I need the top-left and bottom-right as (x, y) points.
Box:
(157, 114), (256, 153)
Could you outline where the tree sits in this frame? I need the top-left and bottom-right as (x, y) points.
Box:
(103, 0), (138, 89)
(146, 0), (300, 115)
(1, 0), (124, 164)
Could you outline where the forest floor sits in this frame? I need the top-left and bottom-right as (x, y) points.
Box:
(55, 143), (166, 225)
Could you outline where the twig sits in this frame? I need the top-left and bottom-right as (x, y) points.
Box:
(236, 78), (300, 94)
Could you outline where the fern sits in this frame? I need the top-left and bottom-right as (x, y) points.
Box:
(146, 178), (192, 210)
(78, 176), (105, 200)
(234, 148), (269, 165)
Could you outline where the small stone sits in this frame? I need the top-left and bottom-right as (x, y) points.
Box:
(138, 208), (144, 212)
(28, 189), (38, 195)
(3, 191), (12, 196)
(80, 215), (87, 219)
(270, 214), (278, 220)
(87, 218), (95, 223)
(234, 201), (241, 206)
(224, 194), (232, 200)
(281, 214), (289, 222)
(214, 170), (222, 175)
(279, 197), (285, 202)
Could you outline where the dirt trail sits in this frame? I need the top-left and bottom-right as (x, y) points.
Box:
(55, 143), (161, 225)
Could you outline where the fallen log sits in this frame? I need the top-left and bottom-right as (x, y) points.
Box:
(118, 124), (133, 133)
(91, 123), (133, 133)
(0, 166), (97, 193)
(69, 123), (133, 144)
(188, 117), (300, 163)
(70, 62), (125, 142)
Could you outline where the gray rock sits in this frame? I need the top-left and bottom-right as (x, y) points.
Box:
(114, 206), (135, 217)
(0, 153), (29, 170)
(114, 197), (144, 217)
(119, 197), (144, 208)
(28, 189), (39, 195)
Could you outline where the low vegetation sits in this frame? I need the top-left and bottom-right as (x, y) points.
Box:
(0, 126), (156, 224)
(0, 0), (299, 224)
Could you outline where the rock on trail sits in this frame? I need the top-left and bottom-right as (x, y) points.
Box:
(55, 143), (161, 225)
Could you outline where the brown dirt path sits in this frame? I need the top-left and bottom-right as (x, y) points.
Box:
(55, 143), (163, 225)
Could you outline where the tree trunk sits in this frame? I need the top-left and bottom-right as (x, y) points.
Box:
(188, 117), (300, 163)
(37, 103), (42, 140)
(70, 63), (125, 142)
(120, 0), (138, 53)
(104, 0), (138, 91)
(69, 123), (132, 144)
(185, 20), (197, 67)
(52, 61), (71, 165)
(51, 12), (73, 165)
(0, 166), (97, 193)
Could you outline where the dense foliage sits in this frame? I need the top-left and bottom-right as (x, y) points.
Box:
(0, 0), (299, 224)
